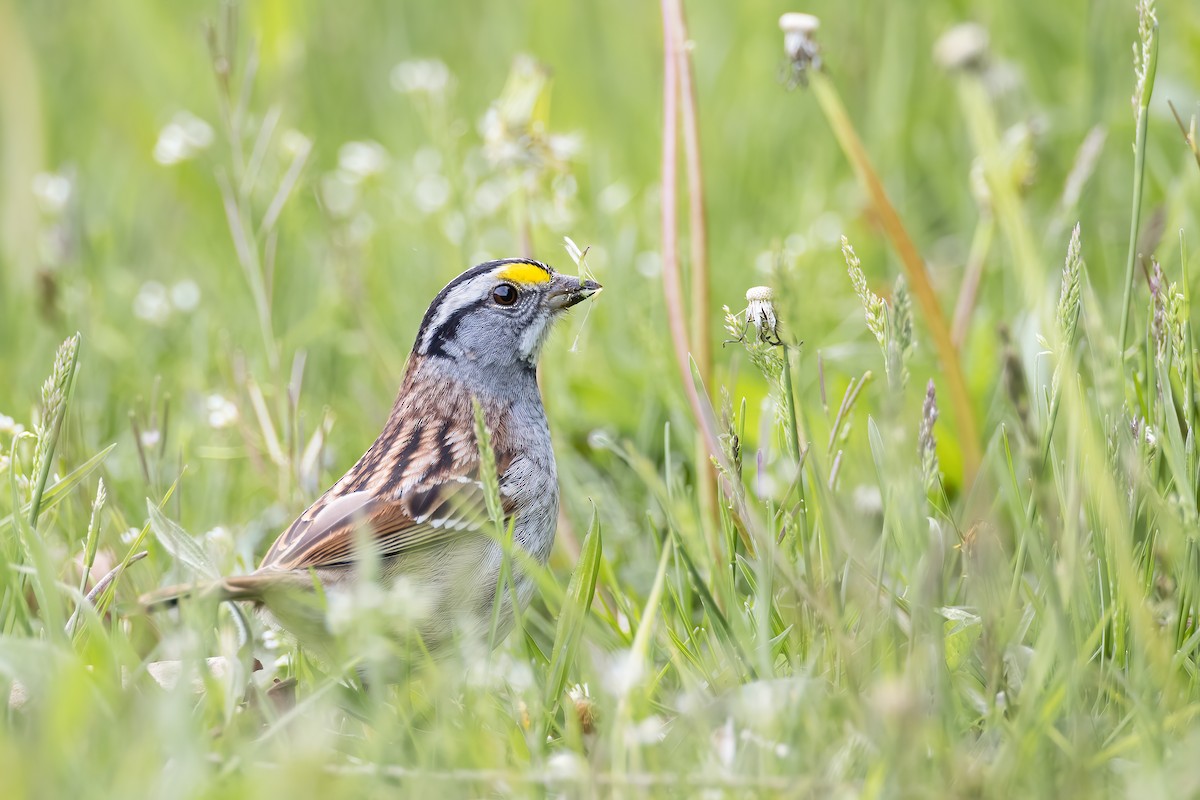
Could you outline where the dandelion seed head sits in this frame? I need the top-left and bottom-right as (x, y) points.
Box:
(778, 12), (822, 87)
(390, 59), (454, 96)
(934, 23), (990, 72)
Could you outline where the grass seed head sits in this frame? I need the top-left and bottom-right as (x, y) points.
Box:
(1132, 0), (1157, 116)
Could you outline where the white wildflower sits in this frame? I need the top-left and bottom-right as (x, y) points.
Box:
(133, 281), (172, 325)
(280, 129), (312, 159)
(319, 172), (359, 218)
(337, 141), (389, 182)
(546, 751), (588, 782)
(32, 172), (73, 214)
(597, 182), (632, 213)
(624, 714), (667, 746)
(603, 649), (644, 695)
(414, 173), (451, 213)
(153, 111), (214, 166)
(390, 59), (453, 95)
(170, 280), (201, 312)
(206, 394), (239, 429)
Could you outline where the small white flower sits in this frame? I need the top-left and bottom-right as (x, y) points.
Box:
(473, 179), (511, 216)
(711, 717), (737, 768)
(784, 232), (809, 255)
(545, 751), (588, 782)
(603, 649), (643, 695)
(346, 212), (376, 245)
(153, 111), (214, 166)
(390, 59), (453, 95)
(280, 129), (312, 158)
(170, 280), (201, 312)
(262, 628), (281, 651)
(32, 172), (73, 214)
(0, 413), (17, 434)
(634, 251), (662, 278)
(120, 527), (140, 545)
(139, 429), (161, 449)
(133, 281), (172, 325)
(624, 714), (667, 746)
(383, 576), (431, 628)
(546, 133), (583, 163)
(414, 174), (451, 213)
(319, 172), (359, 218)
(326, 582), (386, 635)
(206, 394), (239, 429)
(337, 140), (389, 182)
(204, 526), (232, 547)
(597, 182), (632, 214)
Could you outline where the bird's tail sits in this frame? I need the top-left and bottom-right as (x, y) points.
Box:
(139, 572), (297, 612)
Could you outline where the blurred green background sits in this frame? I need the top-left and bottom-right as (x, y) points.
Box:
(2, 0), (1198, 501)
(3, 0), (1200, 795)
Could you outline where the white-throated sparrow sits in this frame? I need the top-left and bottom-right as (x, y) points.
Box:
(143, 258), (600, 656)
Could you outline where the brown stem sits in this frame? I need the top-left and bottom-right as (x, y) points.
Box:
(666, 0), (717, 526)
(670, 0), (711, 388)
(659, 0), (725, 494)
(810, 73), (981, 481)
(950, 216), (995, 348)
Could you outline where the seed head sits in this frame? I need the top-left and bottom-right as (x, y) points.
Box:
(933, 23), (990, 72)
(744, 286), (781, 345)
(1132, 0), (1158, 117)
(1056, 223), (1083, 345)
(842, 236), (887, 348)
(918, 380), (940, 491)
(778, 12), (822, 87)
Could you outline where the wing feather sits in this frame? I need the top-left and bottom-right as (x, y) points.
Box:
(260, 473), (510, 571)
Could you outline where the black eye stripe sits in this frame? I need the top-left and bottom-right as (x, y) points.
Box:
(415, 258), (554, 358)
(422, 296), (490, 358)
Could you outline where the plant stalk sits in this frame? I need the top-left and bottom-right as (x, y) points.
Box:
(808, 72), (981, 480)
(1117, 31), (1159, 356)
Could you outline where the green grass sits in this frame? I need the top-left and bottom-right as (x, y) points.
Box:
(3, 0), (1200, 796)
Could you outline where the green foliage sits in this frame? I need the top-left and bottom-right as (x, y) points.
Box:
(2, 0), (1200, 798)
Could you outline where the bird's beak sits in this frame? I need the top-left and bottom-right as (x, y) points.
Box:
(547, 274), (603, 311)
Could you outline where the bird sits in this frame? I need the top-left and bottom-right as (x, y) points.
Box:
(141, 258), (601, 661)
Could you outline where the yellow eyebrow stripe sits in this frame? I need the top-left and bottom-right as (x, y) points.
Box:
(495, 262), (552, 285)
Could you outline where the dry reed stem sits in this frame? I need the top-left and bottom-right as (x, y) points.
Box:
(809, 73), (982, 480)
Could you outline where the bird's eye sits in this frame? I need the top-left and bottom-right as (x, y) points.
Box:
(492, 283), (518, 306)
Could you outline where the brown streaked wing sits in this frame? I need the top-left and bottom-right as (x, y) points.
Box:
(258, 474), (513, 571)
